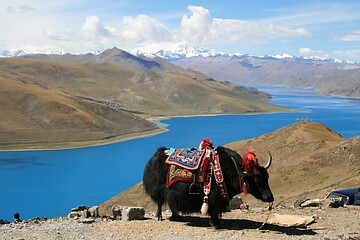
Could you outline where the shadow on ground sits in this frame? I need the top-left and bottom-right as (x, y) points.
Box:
(180, 216), (317, 236)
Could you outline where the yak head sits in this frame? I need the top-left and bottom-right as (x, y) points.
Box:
(237, 150), (274, 203)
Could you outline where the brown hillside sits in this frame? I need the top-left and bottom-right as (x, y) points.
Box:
(0, 55), (290, 150)
(99, 122), (360, 216)
(0, 77), (159, 150)
(173, 56), (360, 98)
(0, 58), (289, 117)
(226, 121), (359, 203)
(29, 47), (185, 73)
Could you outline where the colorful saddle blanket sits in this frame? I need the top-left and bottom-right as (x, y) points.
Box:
(165, 148), (210, 187)
(165, 148), (205, 170)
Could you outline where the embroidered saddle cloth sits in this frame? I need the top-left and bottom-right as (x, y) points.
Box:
(165, 148), (205, 170)
(165, 148), (210, 187)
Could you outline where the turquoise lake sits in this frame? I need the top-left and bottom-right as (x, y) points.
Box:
(0, 85), (359, 221)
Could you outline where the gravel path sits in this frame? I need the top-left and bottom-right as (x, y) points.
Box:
(1, 206), (359, 240)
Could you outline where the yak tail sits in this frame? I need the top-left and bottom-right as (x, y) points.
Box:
(201, 202), (209, 215)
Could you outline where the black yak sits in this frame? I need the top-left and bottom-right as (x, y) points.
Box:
(143, 140), (274, 227)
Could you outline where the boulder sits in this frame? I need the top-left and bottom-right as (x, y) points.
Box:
(121, 206), (145, 221)
(81, 209), (90, 218)
(112, 205), (122, 219)
(68, 211), (80, 219)
(71, 205), (88, 212)
(229, 195), (243, 210)
(300, 199), (323, 208)
(89, 206), (99, 218)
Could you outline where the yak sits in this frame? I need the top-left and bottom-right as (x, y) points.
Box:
(143, 141), (274, 227)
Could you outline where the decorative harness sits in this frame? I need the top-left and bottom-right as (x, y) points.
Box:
(203, 148), (229, 205)
(165, 139), (259, 214)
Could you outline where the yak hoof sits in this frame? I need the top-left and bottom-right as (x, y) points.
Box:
(169, 214), (182, 221)
(210, 219), (220, 229)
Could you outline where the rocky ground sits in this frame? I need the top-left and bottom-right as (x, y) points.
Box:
(2, 122), (359, 239)
(1, 205), (359, 240)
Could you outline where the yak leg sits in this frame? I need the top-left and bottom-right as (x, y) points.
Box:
(208, 207), (221, 228)
(167, 197), (181, 221)
(156, 200), (163, 221)
(210, 214), (220, 228)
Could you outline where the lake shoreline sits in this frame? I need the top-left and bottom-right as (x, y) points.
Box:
(0, 111), (295, 152)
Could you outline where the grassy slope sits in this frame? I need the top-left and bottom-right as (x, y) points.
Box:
(0, 58), (289, 116)
(0, 57), (290, 149)
(0, 77), (159, 150)
(98, 122), (360, 216)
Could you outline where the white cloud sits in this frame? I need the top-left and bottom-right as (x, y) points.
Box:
(335, 30), (360, 41)
(180, 5), (213, 42)
(299, 48), (329, 58)
(6, 4), (35, 13)
(333, 49), (360, 58)
(44, 29), (75, 41)
(262, 3), (360, 27)
(120, 15), (172, 43)
(76, 14), (173, 51)
(81, 16), (112, 40)
(179, 5), (311, 44)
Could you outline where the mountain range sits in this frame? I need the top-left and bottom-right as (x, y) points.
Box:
(0, 48), (287, 150)
(133, 45), (355, 64)
(3, 45), (359, 98)
(134, 45), (360, 98)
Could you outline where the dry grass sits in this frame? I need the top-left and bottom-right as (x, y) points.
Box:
(99, 122), (360, 216)
(0, 57), (291, 149)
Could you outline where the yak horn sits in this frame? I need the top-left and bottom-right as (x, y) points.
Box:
(263, 151), (272, 169)
(231, 156), (248, 176)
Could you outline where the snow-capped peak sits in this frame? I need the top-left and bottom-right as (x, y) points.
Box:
(270, 53), (295, 59)
(0, 48), (65, 57)
(132, 43), (228, 60)
(0, 49), (27, 57)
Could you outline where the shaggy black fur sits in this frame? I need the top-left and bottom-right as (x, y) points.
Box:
(143, 146), (274, 226)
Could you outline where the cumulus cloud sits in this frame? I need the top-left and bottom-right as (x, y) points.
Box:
(180, 5), (213, 42)
(81, 16), (112, 40)
(120, 15), (172, 43)
(179, 5), (311, 44)
(76, 14), (172, 50)
(33, 5), (314, 53)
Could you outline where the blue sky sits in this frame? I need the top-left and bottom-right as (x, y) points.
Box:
(1, 0), (360, 61)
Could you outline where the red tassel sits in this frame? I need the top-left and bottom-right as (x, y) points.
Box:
(243, 182), (248, 196)
(200, 138), (213, 149)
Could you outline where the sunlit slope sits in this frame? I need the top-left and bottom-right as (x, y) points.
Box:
(0, 58), (289, 117)
(98, 122), (360, 215)
(0, 76), (158, 149)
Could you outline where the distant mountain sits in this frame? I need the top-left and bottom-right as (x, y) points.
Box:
(133, 45), (228, 60)
(2, 45), (358, 97)
(23, 47), (185, 73)
(1, 56), (284, 116)
(0, 49), (27, 57)
(171, 55), (360, 98)
(0, 49), (64, 57)
(132, 45), (360, 98)
(132, 44), (356, 64)
(0, 53), (289, 149)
